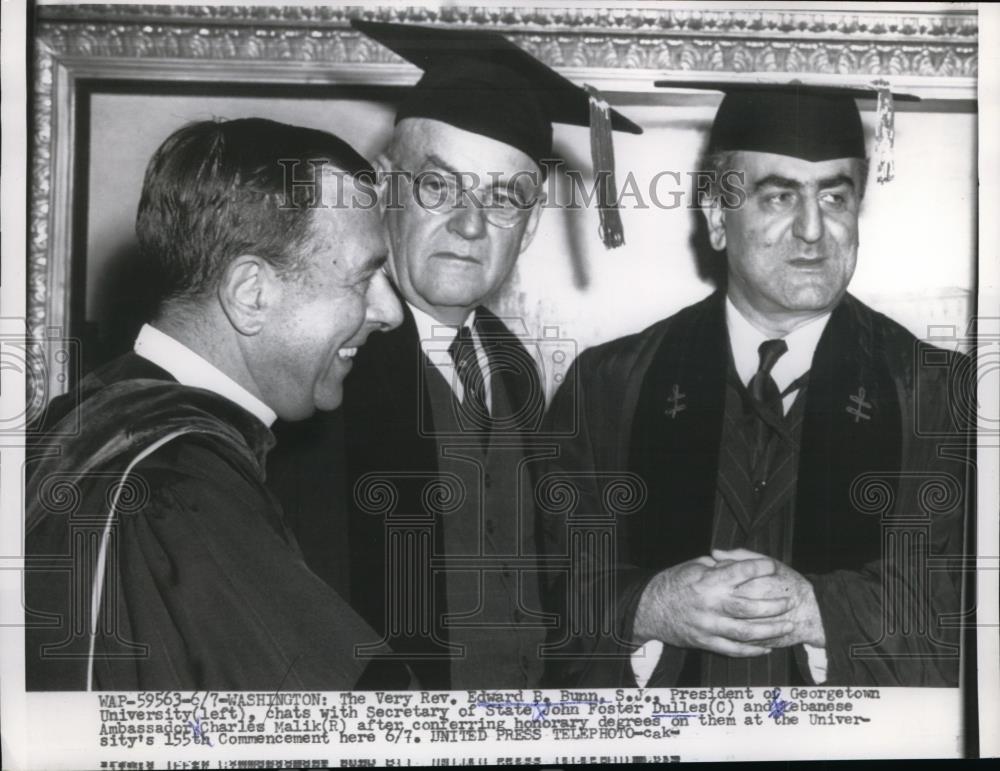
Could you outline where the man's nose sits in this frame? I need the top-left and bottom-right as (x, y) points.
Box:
(445, 204), (488, 240)
(792, 196), (824, 244)
(365, 270), (403, 332)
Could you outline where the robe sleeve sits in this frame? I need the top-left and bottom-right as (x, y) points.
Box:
(91, 434), (391, 691)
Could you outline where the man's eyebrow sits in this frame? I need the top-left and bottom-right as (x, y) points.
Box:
(423, 154), (508, 189)
(752, 173), (857, 193)
(753, 174), (801, 192)
(423, 154), (461, 175)
(817, 174), (856, 190)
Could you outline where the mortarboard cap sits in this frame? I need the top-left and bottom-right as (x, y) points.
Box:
(352, 19), (643, 248)
(654, 79), (919, 183)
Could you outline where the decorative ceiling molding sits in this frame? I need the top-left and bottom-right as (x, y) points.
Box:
(37, 4), (979, 40)
(36, 5), (977, 79)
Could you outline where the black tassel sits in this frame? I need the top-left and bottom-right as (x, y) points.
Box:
(586, 85), (625, 249)
(873, 79), (896, 184)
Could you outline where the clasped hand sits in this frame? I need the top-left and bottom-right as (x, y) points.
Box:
(633, 548), (825, 658)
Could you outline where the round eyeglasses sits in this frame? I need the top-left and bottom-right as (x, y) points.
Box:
(400, 170), (540, 229)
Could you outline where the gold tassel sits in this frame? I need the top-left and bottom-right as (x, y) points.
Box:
(585, 84), (625, 249)
(873, 79), (896, 184)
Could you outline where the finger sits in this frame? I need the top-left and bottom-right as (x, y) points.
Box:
(711, 616), (795, 643)
(692, 555), (718, 568)
(712, 548), (766, 562)
(722, 595), (792, 619)
(698, 636), (773, 658)
(752, 635), (793, 649)
(707, 557), (776, 587)
(733, 576), (793, 600)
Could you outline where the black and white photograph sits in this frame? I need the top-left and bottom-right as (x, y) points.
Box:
(1, 1), (997, 767)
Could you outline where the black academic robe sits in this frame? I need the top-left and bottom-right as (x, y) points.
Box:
(539, 291), (972, 687)
(25, 353), (401, 691)
(268, 304), (546, 689)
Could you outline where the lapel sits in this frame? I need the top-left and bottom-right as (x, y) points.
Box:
(792, 294), (903, 572)
(628, 291), (729, 568)
(474, 306), (545, 433)
(752, 415), (804, 533)
(471, 308), (545, 601)
(714, 363), (759, 536)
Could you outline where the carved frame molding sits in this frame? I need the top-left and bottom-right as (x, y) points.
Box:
(29, 3), (978, 399)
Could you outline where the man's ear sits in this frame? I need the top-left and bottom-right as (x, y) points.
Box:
(701, 197), (727, 252)
(217, 255), (277, 335)
(517, 194), (545, 255)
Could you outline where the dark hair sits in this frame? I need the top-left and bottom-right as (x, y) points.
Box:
(136, 117), (374, 304)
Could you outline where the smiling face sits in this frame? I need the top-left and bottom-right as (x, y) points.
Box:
(254, 178), (402, 419)
(381, 118), (543, 324)
(705, 151), (866, 334)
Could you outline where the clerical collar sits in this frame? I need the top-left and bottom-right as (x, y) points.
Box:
(134, 324), (278, 428)
(725, 297), (831, 398)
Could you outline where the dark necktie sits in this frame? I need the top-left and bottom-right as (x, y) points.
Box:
(749, 338), (788, 495)
(448, 326), (490, 436)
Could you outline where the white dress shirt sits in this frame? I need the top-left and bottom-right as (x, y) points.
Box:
(726, 298), (829, 415)
(133, 323), (277, 428)
(631, 298), (832, 687)
(409, 303), (492, 413)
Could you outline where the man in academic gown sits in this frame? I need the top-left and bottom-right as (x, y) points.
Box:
(539, 83), (973, 688)
(25, 118), (406, 690)
(267, 20), (642, 690)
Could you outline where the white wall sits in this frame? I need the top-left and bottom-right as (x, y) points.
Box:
(87, 92), (977, 393)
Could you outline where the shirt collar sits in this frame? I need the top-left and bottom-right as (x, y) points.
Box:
(725, 296), (831, 395)
(409, 302), (476, 347)
(133, 324), (278, 428)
